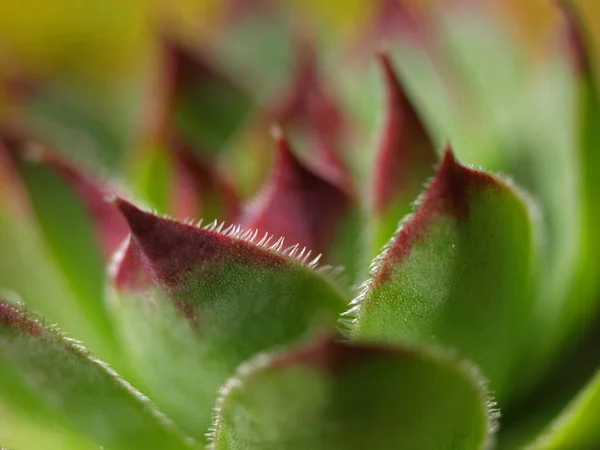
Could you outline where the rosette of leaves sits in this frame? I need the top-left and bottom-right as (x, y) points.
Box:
(0, 1), (600, 449)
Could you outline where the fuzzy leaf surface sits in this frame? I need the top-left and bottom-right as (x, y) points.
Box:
(109, 199), (348, 441)
(352, 148), (538, 401)
(211, 336), (493, 450)
(0, 301), (191, 450)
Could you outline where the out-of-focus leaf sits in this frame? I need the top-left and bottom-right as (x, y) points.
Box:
(107, 199), (348, 441)
(167, 42), (254, 156)
(212, 15), (294, 97)
(35, 150), (129, 258)
(268, 38), (351, 191)
(350, 147), (539, 402)
(241, 133), (353, 268)
(13, 150), (123, 360)
(560, 0), (600, 357)
(24, 78), (144, 169)
(0, 407), (96, 450)
(128, 141), (241, 221)
(210, 335), (495, 450)
(369, 49), (436, 255)
(507, 2), (600, 393)
(511, 370), (600, 450)
(497, 312), (600, 449)
(0, 144), (119, 365)
(171, 143), (241, 222)
(0, 300), (192, 450)
(128, 145), (172, 213)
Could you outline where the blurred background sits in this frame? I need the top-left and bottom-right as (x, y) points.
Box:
(0, 0), (598, 187)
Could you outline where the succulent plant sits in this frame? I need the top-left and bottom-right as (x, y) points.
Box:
(1, 1), (600, 449)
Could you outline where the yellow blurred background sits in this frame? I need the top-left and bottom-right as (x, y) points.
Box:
(0, 0), (597, 83)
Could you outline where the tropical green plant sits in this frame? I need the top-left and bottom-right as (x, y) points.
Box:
(1, 1), (600, 449)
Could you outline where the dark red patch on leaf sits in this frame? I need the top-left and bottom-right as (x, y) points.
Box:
(171, 143), (240, 222)
(372, 49), (437, 213)
(270, 335), (407, 374)
(114, 198), (287, 291)
(0, 301), (41, 336)
(241, 133), (352, 258)
(375, 146), (501, 283)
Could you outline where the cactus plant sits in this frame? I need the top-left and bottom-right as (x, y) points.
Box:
(1, 1), (600, 449)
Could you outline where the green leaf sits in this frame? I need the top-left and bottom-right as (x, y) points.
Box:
(108, 200), (348, 441)
(520, 370), (600, 450)
(563, 2), (600, 350)
(0, 301), (192, 450)
(15, 156), (114, 325)
(24, 78), (142, 170)
(210, 336), (495, 450)
(513, 2), (600, 392)
(350, 147), (539, 402)
(0, 409), (97, 450)
(0, 151), (119, 366)
(127, 145), (173, 213)
(175, 77), (253, 155)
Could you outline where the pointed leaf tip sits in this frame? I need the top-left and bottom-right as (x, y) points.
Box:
(355, 146), (538, 400)
(372, 49), (437, 212)
(269, 38), (350, 190)
(241, 135), (351, 258)
(107, 200), (348, 440)
(370, 50), (437, 253)
(381, 145), (500, 272)
(114, 198), (290, 290)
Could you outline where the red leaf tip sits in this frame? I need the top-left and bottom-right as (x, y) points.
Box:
(112, 197), (151, 236)
(376, 145), (501, 279)
(372, 51), (437, 213)
(113, 198), (292, 291)
(242, 135), (351, 258)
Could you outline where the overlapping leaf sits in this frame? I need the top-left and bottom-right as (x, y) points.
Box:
(0, 300), (191, 450)
(351, 147), (540, 402)
(108, 199), (348, 440)
(210, 335), (494, 450)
